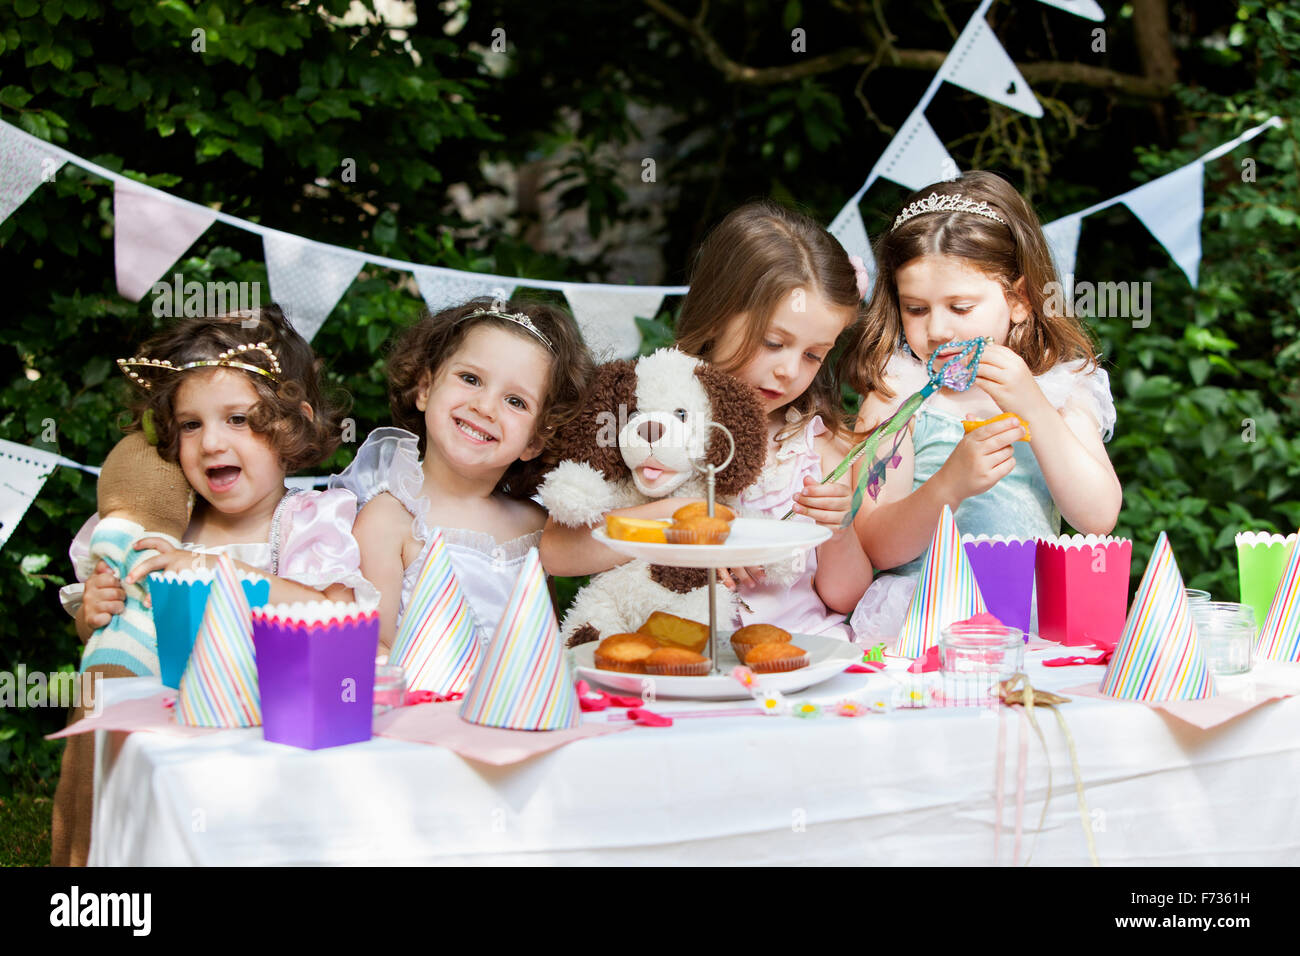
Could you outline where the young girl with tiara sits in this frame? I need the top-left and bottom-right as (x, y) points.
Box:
(55, 305), (376, 865)
(334, 299), (591, 655)
(844, 171), (1122, 642)
(542, 201), (872, 639)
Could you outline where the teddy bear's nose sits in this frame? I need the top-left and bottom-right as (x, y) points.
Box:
(637, 421), (664, 444)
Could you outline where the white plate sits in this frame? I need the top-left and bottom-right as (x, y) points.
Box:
(572, 632), (861, 700)
(592, 517), (831, 568)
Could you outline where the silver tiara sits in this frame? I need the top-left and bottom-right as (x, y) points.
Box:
(464, 308), (554, 352)
(892, 192), (1008, 231)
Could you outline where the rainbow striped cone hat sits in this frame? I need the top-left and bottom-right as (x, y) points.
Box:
(1098, 532), (1216, 700)
(176, 553), (262, 726)
(896, 504), (987, 659)
(459, 548), (580, 731)
(1255, 529), (1300, 662)
(389, 528), (482, 695)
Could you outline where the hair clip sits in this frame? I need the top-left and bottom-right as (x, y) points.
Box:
(117, 342), (283, 389)
(463, 308), (554, 353)
(892, 193), (1008, 231)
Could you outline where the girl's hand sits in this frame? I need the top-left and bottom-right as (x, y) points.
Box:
(974, 344), (1046, 417)
(718, 565), (765, 591)
(791, 474), (853, 529)
(936, 416), (1024, 502)
(80, 560), (126, 630)
(124, 537), (201, 604)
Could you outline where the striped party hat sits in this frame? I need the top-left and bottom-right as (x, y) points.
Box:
(1099, 533), (1216, 701)
(1254, 529), (1300, 662)
(459, 548), (580, 731)
(896, 505), (987, 659)
(389, 529), (482, 695)
(176, 553), (262, 727)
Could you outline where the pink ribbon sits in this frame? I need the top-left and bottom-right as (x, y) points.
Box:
(403, 690), (462, 705)
(575, 680), (645, 712)
(626, 708), (673, 727)
(844, 662), (887, 673)
(907, 646), (942, 673)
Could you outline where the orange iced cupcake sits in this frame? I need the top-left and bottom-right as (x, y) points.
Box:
(593, 634), (659, 673)
(730, 623), (792, 661)
(744, 642), (809, 673)
(672, 501), (737, 523)
(644, 647), (710, 677)
(665, 515), (731, 545)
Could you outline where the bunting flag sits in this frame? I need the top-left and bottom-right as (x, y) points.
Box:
(0, 121), (64, 223)
(1121, 161), (1205, 288)
(413, 265), (516, 316)
(875, 109), (957, 192)
(828, 202), (873, 280)
(562, 285), (664, 359)
(0, 440), (62, 550)
(940, 16), (1044, 118)
(263, 231), (366, 340)
(113, 182), (218, 302)
(1036, 0), (1105, 20)
(1043, 213), (1084, 283)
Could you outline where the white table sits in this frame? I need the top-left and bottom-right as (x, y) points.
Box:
(87, 650), (1300, 866)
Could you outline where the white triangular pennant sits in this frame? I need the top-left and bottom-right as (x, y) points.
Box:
(263, 232), (366, 340)
(876, 110), (957, 191)
(114, 183), (218, 302)
(412, 267), (515, 316)
(562, 286), (663, 359)
(0, 440), (63, 549)
(0, 122), (65, 223)
(1122, 161), (1204, 287)
(1036, 0), (1105, 21)
(1043, 213), (1084, 283)
(941, 18), (1043, 118)
(828, 202), (873, 271)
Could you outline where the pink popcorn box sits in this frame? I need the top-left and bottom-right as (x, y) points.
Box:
(1036, 535), (1132, 647)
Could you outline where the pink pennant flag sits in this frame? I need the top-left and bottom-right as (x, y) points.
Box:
(114, 183), (217, 302)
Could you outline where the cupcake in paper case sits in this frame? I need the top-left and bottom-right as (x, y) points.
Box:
(176, 554), (262, 727)
(1253, 529), (1300, 663)
(1098, 532), (1216, 701)
(1036, 534), (1131, 647)
(252, 602), (380, 750)
(388, 528), (482, 696)
(962, 534), (1037, 634)
(1236, 531), (1298, 631)
(459, 548), (581, 731)
(151, 566), (271, 689)
(895, 505), (987, 660)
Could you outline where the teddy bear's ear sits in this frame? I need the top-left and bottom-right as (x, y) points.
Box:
(548, 358), (639, 481)
(694, 362), (767, 496)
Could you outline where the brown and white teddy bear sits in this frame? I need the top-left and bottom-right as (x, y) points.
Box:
(538, 348), (767, 646)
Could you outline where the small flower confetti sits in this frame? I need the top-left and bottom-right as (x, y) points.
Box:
(758, 690), (789, 716)
(793, 701), (821, 719)
(835, 700), (868, 718)
(731, 665), (758, 691)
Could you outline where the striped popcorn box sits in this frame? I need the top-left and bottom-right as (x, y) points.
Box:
(389, 528), (482, 696)
(1099, 532), (1216, 701)
(1254, 529), (1300, 663)
(896, 505), (987, 660)
(1236, 531), (1298, 631)
(459, 548), (580, 731)
(1036, 534), (1131, 647)
(176, 553), (262, 727)
(151, 567), (271, 689)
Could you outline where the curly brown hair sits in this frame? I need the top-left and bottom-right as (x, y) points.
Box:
(840, 170), (1099, 401)
(124, 304), (346, 473)
(386, 298), (593, 499)
(674, 200), (863, 441)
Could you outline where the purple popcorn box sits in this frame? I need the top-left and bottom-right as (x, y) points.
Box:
(962, 535), (1038, 634)
(252, 603), (380, 750)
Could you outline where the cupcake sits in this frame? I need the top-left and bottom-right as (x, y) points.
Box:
(666, 515), (731, 545)
(730, 622), (792, 662)
(644, 647), (710, 677)
(672, 501), (737, 523)
(593, 633), (659, 673)
(745, 642), (810, 673)
(638, 611), (709, 654)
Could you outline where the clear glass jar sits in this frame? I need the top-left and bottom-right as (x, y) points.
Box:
(373, 663), (407, 715)
(1191, 602), (1255, 676)
(939, 622), (1025, 681)
(1184, 588), (1212, 606)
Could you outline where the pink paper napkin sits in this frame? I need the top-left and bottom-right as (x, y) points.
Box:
(46, 692), (219, 739)
(1064, 682), (1292, 730)
(374, 701), (632, 766)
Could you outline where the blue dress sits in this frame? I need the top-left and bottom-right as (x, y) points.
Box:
(850, 351), (1116, 643)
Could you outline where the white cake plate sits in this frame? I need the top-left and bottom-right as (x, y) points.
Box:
(593, 517), (831, 568)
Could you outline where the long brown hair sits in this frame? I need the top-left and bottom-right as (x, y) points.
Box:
(386, 298), (593, 499)
(675, 200), (862, 440)
(841, 170), (1098, 401)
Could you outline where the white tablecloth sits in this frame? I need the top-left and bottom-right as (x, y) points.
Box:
(87, 649), (1300, 866)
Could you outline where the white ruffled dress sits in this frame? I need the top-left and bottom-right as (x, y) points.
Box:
(330, 427), (542, 640)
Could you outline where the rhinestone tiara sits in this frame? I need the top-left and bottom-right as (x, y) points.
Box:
(892, 192), (1008, 231)
(464, 308), (554, 352)
(116, 342), (283, 389)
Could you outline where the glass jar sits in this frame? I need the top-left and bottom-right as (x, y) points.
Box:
(939, 622), (1025, 681)
(1191, 602), (1255, 676)
(373, 663), (407, 715)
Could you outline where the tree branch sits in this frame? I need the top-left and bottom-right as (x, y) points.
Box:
(641, 0), (1173, 99)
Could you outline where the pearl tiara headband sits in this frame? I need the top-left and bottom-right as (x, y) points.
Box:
(117, 342), (283, 389)
(463, 308), (554, 353)
(892, 192), (1008, 231)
